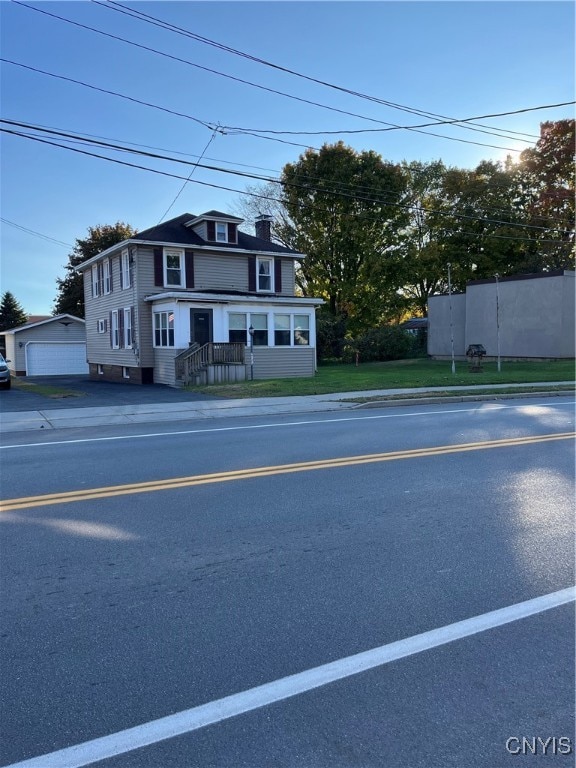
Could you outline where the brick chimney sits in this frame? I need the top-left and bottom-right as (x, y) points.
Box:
(255, 214), (273, 241)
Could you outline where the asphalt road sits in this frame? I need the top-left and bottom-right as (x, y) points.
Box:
(1, 397), (574, 767)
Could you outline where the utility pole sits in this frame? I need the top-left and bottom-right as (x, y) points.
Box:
(447, 262), (456, 375)
(495, 273), (501, 372)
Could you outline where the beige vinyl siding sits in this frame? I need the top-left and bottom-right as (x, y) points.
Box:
(190, 222), (208, 240)
(280, 259), (296, 296)
(153, 347), (182, 386)
(84, 255), (138, 366)
(4, 335), (17, 372)
(252, 347), (316, 378)
(194, 252), (249, 292)
(132, 246), (155, 366)
(9, 319), (86, 372)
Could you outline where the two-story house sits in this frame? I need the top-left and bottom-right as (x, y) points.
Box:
(77, 211), (323, 387)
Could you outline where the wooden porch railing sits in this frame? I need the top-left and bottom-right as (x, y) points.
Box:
(175, 342), (246, 385)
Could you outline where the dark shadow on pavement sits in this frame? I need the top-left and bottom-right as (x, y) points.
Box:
(0, 375), (222, 412)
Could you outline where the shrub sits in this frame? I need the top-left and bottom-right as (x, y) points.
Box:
(344, 325), (417, 363)
(316, 312), (348, 362)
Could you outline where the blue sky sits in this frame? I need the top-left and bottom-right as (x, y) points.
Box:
(1, 0), (574, 315)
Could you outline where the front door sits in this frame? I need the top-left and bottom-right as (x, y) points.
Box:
(190, 309), (213, 347)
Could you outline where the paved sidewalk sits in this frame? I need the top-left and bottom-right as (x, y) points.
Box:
(0, 382), (573, 434)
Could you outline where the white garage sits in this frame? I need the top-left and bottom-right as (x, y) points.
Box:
(26, 342), (89, 376)
(2, 314), (87, 376)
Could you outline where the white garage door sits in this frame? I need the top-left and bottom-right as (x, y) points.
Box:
(26, 343), (89, 375)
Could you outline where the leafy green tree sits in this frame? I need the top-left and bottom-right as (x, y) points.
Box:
(54, 222), (136, 317)
(0, 291), (28, 331)
(513, 119), (575, 271)
(280, 142), (408, 333)
(388, 160), (457, 317)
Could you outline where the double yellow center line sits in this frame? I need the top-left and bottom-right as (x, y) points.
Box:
(2, 432), (573, 512)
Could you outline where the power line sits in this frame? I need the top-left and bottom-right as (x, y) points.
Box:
(96, 0), (555, 141)
(12, 0), (542, 153)
(0, 58), (216, 131)
(158, 127), (219, 224)
(0, 217), (74, 247)
(3, 123), (572, 242)
(3, 116), (571, 226)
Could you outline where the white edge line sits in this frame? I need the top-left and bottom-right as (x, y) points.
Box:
(2, 401), (575, 450)
(5, 587), (575, 768)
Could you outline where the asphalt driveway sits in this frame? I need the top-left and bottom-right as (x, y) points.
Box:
(0, 375), (222, 413)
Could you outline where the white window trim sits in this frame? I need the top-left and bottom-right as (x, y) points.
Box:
(123, 308), (132, 349)
(273, 313), (312, 347)
(121, 249), (131, 289)
(153, 310), (175, 348)
(111, 310), (120, 350)
(103, 258), (111, 295)
(163, 248), (185, 288)
(256, 257), (273, 293)
(122, 366), (130, 379)
(97, 319), (106, 334)
(91, 265), (99, 298)
(216, 222), (228, 242)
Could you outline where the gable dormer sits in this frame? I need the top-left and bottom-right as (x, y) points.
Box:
(184, 211), (243, 245)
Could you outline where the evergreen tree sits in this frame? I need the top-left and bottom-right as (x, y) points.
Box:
(54, 222), (136, 317)
(0, 291), (28, 331)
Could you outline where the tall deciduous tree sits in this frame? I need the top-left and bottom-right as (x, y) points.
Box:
(54, 222), (136, 317)
(0, 291), (28, 331)
(280, 142), (407, 332)
(514, 119), (575, 271)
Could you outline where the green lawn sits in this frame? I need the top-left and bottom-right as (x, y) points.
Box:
(195, 358), (575, 398)
(11, 379), (85, 398)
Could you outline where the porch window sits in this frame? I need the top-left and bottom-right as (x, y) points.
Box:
(250, 313), (268, 346)
(274, 314), (290, 346)
(228, 313), (247, 344)
(294, 315), (310, 345)
(154, 311), (175, 347)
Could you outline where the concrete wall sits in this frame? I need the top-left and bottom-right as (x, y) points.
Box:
(428, 271), (575, 359)
(427, 293), (466, 357)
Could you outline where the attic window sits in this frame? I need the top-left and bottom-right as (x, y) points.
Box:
(206, 220), (237, 243)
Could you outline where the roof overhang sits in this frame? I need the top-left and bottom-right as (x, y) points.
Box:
(3, 314), (85, 334)
(185, 213), (244, 227)
(144, 292), (324, 307)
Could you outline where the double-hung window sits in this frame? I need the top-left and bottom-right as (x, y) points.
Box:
(274, 314), (291, 346)
(154, 311), (175, 347)
(111, 310), (120, 349)
(294, 315), (310, 345)
(123, 308), (132, 349)
(228, 313), (247, 344)
(92, 265), (100, 297)
(256, 257), (273, 292)
(103, 259), (111, 295)
(164, 249), (184, 287)
(250, 314), (268, 345)
(216, 222), (227, 242)
(121, 249), (131, 288)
